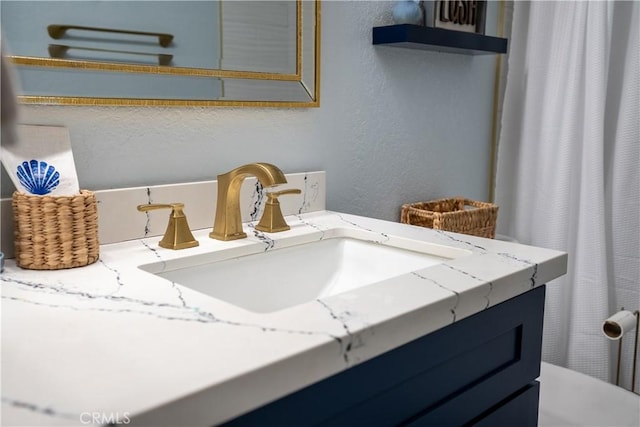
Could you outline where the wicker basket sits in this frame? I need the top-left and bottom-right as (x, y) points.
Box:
(12, 190), (100, 270)
(401, 197), (498, 238)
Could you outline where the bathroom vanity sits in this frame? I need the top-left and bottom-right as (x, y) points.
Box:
(0, 172), (567, 426)
(224, 286), (545, 427)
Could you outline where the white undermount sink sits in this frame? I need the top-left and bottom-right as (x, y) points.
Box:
(139, 229), (469, 313)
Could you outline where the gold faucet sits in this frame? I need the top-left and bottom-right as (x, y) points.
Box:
(210, 163), (287, 241)
(137, 203), (199, 250)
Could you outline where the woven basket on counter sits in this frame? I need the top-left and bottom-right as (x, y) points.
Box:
(12, 190), (99, 270)
(400, 197), (498, 238)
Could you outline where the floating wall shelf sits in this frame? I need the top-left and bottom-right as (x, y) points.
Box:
(373, 24), (508, 55)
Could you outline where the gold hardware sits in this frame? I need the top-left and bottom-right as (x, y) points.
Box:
(488, 0), (506, 203)
(255, 189), (301, 233)
(47, 25), (174, 47)
(210, 163), (287, 241)
(137, 203), (199, 250)
(48, 44), (173, 66)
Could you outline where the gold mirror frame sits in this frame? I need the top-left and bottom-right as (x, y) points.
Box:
(8, 0), (320, 107)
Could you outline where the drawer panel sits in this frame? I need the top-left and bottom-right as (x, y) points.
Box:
(223, 286), (545, 427)
(323, 326), (522, 427)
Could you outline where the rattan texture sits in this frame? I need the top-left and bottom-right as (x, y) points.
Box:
(401, 197), (498, 238)
(12, 190), (99, 270)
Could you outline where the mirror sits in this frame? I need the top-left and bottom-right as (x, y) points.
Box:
(1, 0), (320, 107)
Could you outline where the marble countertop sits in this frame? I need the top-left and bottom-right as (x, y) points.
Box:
(1, 211), (567, 427)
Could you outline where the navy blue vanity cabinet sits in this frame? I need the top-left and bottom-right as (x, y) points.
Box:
(223, 286), (545, 427)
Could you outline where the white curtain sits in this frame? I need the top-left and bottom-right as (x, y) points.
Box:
(495, 0), (639, 390)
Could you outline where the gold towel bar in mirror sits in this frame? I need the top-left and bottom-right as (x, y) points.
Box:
(48, 44), (173, 66)
(47, 24), (174, 47)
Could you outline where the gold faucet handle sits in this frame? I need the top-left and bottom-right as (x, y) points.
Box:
(255, 189), (302, 233)
(266, 189), (302, 200)
(137, 203), (199, 250)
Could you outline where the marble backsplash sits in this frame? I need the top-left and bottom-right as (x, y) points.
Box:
(0, 171), (326, 258)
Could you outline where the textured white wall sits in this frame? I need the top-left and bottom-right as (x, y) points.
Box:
(2, 1), (499, 222)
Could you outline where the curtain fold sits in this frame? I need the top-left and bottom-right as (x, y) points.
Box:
(495, 1), (639, 389)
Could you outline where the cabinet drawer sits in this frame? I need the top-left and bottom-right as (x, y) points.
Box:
(223, 286), (545, 427)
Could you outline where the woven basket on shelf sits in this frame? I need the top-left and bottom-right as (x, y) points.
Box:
(400, 197), (498, 238)
(12, 190), (100, 270)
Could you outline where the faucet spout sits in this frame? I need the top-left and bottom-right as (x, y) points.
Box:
(210, 163), (287, 241)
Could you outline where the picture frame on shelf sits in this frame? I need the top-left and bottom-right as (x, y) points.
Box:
(423, 0), (487, 34)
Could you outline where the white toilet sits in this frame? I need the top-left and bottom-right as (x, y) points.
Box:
(493, 235), (639, 426)
(538, 362), (640, 427)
